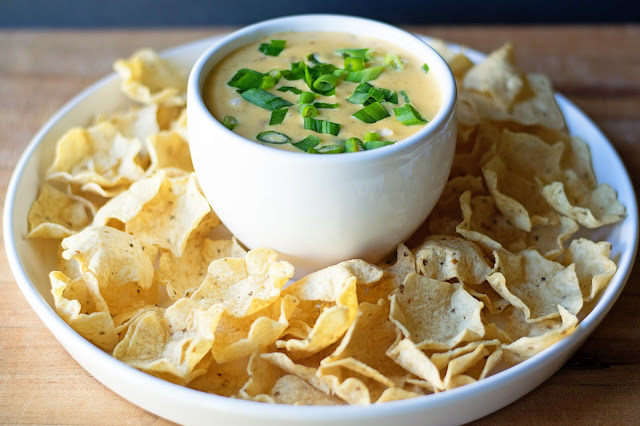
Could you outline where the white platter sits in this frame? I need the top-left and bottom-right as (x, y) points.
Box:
(4, 34), (638, 425)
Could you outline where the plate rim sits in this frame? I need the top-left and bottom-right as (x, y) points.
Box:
(3, 32), (638, 423)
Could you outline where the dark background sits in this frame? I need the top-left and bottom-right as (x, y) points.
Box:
(2, 0), (639, 27)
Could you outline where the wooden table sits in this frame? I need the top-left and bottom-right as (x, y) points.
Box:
(1, 26), (639, 424)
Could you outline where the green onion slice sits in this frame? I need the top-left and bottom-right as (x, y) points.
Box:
(303, 118), (341, 136)
(292, 135), (321, 152)
(352, 101), (390, 123)
(344, 137), (365, 152)
(344, 56), (365, 71)
(256, 131), (290, 144)
(298, 91), (317, 104)
(335, 48), (371, 61)
(313, 73), (340, 93)
(384, 54), (404, 70)
(344, 66), (384, 83)
(311, 144), (345, 154)
(258, 39), (286, 56)
(300, 104), (318, 118)
(260, 75), (277, 90)
(277, 86), (303, 95)
(365, 140), (395, 150)
(241, 88), (293, 111)
(227, 68), (265, 92)
(313, 102), (339, 109)
(221, 116), (238, 130)
(347, 83), (396, 105)
(364, 131), (380, 142)
(269, 108), (288, 125)
(393, 104), (428, 125)
(400, 90), (411, 104)
(281, 61), (307, 80)
(306, 53), (321, 65)
(422, 63), (430, 73)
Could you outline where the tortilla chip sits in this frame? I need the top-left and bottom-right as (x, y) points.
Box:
(415, 235), (492, 284)
(112, 299), (224, 385)
(61, 225), (154, 290)
(47, 122), (145, 188)
(28, 183), (93, 238)
(271, 375), (344, 405)
(427, 39), (474, 79)
(191, 248), (294, 317)
(114, 48), (186, 106)
(487, 249), (582, 322)
(563, 238), (617, 302)
(463, 43), (523, 108)
(542, 170), (626, 228)
(50, 271), (117, 351)
(188, 354), (250, 397)
(145, 130), (193, 176)
(390, 273), (485, 350)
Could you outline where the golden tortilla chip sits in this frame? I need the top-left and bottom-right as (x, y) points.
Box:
(562, 136), (597, 190)
(487, 249), (582, 322)
(157, 237), (241, 301)
(114, 48), (186, 106)
(563, 238), (617, 302)
(112, 299), (224, 385)
(497, 130), (564, 184)
(390, 273), (485, 350)
(360, 244), (413, 304)
(61, 225), (154, 290)
(28, 183), (93, 238)
(191, 248), (294, 317)
(415, 235), (492, 284)
(375, 387), (423, 403)
(463, 43), (524, 108)
(188, 354), (250, 397)
(542, 170), (626, 228)
(47, 122), (145, 188)
(145, 130), (193, 176)
(319, 300), (405, 389)
(386, 335), (443, 391)
(427, 39), (474, 79)
(211, 295), (299, 364)
(50, 271), (117, 351)
(277, 260), (381, 358)
(271, 375), (344, 405)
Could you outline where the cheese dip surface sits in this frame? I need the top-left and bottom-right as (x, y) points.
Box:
(202, 31), (442, 153)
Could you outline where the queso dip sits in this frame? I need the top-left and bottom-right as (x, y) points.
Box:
(203, 31), (441, 153)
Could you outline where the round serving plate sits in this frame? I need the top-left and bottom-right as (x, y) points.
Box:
(3, 33), (638, 425)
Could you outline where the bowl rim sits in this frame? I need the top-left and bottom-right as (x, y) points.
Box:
(187, 13), (458, 164)
(3, 31), (638, 423)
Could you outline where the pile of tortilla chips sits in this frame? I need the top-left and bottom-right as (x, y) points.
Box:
(28, 42), (625, 405)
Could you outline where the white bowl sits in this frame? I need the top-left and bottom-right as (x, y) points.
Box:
(4, 33), (637, 425)
(187, 15), (457, 276)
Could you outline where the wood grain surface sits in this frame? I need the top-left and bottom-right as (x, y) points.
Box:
(1, 26), (639, 425)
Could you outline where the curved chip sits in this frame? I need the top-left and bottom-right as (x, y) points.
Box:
(563, 238), (617, 302)
(415, 235), (492, 284)
(487, 249), (583, 322)
(28, 183), (93, 239)
(390, 273), (485, 350)
(114, 48), (187, 106)
(191, 247), (294, 317)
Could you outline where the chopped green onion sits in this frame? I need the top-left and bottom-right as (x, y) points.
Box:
(344, 56), (365, 71)
(306, 53), (321, 65)
(258, 39), (286, 56)
(304, 118), (341, 136)
(298, 91), (317, 104)
(313, 102), (339, 109)
(293, 135), (321, 152)
(277, 86), (303, 94)
(269, 108), (288, 125)
(256, 131), (290, 144)
(241, 88), (293, 111)
(393, 104), (428, 125)
(364, 132), (380, 142)
(400, 90), (411, 104)
(221, 116), (238, 130)
(365, 140), (395, 150)
(311, 144), (345, 154)
(281, 61), (307, 80)
(300, 104), (318, 118)
(313, 73), (340, 93)
(384, 54), (404, 70)
(344, 137), (365, 152)
(227, 68), (265, 92)
(384, 90), (399, 104)
(422, 63), (430, 73)
(352, 101), (390, 123)
(335, 48), (371, 61)
(347, 83), (382, 105)
(344, 66), (384, 83)
(260, 75), (277, 90)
